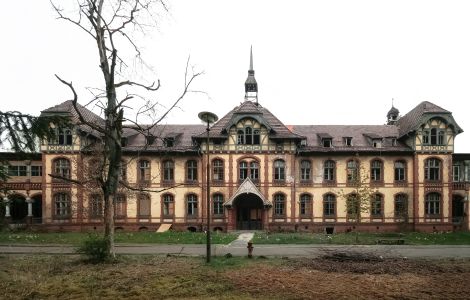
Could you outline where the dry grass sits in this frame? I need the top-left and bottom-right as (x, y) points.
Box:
(1, 254), (469, 299)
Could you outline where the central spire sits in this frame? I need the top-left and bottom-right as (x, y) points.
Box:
(245, 46), (258, 104)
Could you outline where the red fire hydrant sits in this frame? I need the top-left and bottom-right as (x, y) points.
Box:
(247, 241), (254, 258)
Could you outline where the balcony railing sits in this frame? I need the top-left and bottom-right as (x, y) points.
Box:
(453, 182), (470, 191)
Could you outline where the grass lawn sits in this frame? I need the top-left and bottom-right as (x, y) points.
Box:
(252, 231), (470, 245)
(1, 230), (470, 245)
(0, 231), (238, 245)
(1, 254), (469, 299)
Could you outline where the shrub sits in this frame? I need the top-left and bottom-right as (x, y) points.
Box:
(76, 234), (110, 263)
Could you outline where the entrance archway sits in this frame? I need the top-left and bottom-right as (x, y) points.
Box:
(233, 193), (264, 230)
(9, 194), (27, 223)
(32, 194), (42, 224)
(452, 195), (465, 223)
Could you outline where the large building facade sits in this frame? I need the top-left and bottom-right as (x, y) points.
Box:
(2, 55), (470, 233)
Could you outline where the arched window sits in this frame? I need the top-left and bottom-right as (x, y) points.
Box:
(274, 193), (285, 216)
(425, 158), (441, 181)
(300, 160), (311, 181)
(245, 127), (253, 144)
(299, 194), (312, 216)
(187, 194), (198, 217)
(347, 160), (358, 183)
(114, 194), (126, 219)
(162, 194), (174, 217)
(324, 160), (335, 181)
(371, 194), (382, 217)
(163, 160), (174, 181)
(90, 194), (103, 218)
(138, 160), (150, 182)
(213, 194), (224, 215)
(186, 160), (198, 181)
(394, 161), (406, 181)
(54, 158), (71, 179)
(371, 160), (383, 182)
(250, 161), (259, 181)
(274, 160), (286, 181)
(323, 194), (336, 217)
(425, 193), (441, 216)
(239, 161), (248, 181)
(394, 194), (408, 218)
(212, 159), (224, 181)
(138, 194), (151, 217)
(54, 193), (70, 217)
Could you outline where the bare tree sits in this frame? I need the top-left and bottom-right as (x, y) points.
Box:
(50, 0), (202, 257)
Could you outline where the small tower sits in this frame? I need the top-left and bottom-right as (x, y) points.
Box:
(245, 46), (258, 103)
(387, 101), (400, 125)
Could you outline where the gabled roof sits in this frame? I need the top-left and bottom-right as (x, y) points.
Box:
(397, 101), (462, 138)
(41, 100), (105, 136)
(223, 177), (272, 207)
(194, 101), (304, 140)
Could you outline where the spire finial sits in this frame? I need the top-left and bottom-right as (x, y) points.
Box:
(249, 45), (253, 71)
(392, 98), (394, 107)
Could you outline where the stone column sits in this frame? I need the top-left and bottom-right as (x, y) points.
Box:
(26, 197), (34, 225)
(3, 197), (11, 223)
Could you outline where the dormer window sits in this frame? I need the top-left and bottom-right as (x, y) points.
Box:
(322, 138), (332, 148)
(300, 139), (307, 147)
(237, 126), (260, 145)
(49, 127), (73, 145)
(121, 137), (128, 147)
(146, 135), (156, 145)
(343, 137), (352, 146)
(423, 128), (446, 145)
(164, 137), (174, 147)
(392, 138), (397, 146)
(372, 139), (382, 148)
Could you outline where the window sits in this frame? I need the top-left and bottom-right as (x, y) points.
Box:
(7, 165), (27, 176)
(162, 194), (174, 217)
(299, 194), (312, 216)
(164, 137), (174, 147)
(300, 160), (311, 181)
(322, 138), (332, 147)
(186, 160), (198, 181)
(146, 135), (156, 145)
(54, 193), (70, 217)
(250, 161), (259, 181)
(344, 137), (352, 146)
(239, 161), (248, 180)
(424, 128), (446, 145)
(371, 194), (382, 217)
(138, 160), (150, 182)
(212, 159), (224, 181)
(187, 194), (198, 217)
(31, 165), (42, 176)
(213, 194), (224, 215)
(394, 194), (407, 218)
(114, 194), (126, 218)
(372, 139), (382, 148)
(370, 160), (382, 182)
(323, 194), (336, 217)
(347, 160), (358, 183)
(163, 160), (174, 181)
(138, 194), (151, 217)
(119, 160), (127, 181)
(54, 158), (71, 179)
(394, 161), (406, 181)
(274, 159), (285, 181)
(324, 160), (335, 181)
(425, 193), (441, 216)
(453, 165), (461, 182)
(237, 126), (260, 145)
(424, 158), (441, 181)
(51, 128), (73, 146)
(90, 194), (103, 218)
(274, 194), (285, 216)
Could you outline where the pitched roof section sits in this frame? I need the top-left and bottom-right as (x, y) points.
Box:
(292, 125), (412, 153)
(194, 101), (304, 140)
(397, 101), (462, 138)
(41, 100), (105, 135)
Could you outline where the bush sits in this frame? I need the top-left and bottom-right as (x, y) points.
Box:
(76, 234), (110, 263)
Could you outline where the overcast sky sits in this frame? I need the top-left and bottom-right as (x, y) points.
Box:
(1, 0), (469, 152)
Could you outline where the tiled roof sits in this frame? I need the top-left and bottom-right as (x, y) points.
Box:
(41, 100), (105, 135)
(292, 125), (412, 153)
(397, 101), (450, 138)
(195, 101), (304, 140)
